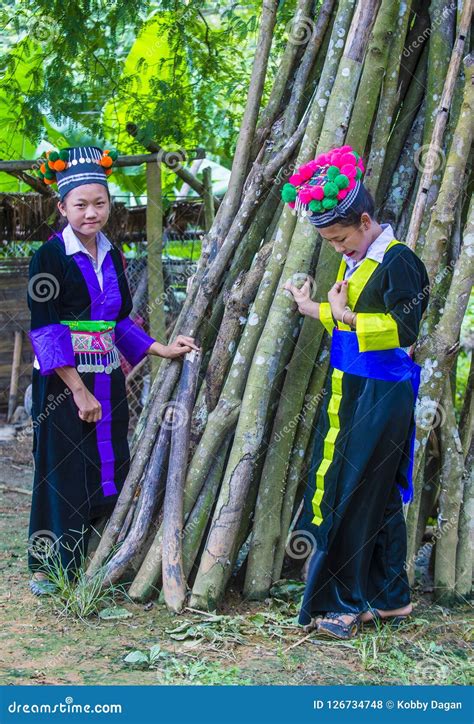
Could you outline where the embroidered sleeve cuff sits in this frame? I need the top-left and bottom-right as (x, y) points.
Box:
(356, 312), (400, 351)
(115, 316), (156, 367)
(29, 324), (75, 376)
(319, 302), (336, 336)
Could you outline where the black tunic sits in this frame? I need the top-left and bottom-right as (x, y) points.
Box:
(299, 240), (429, 625)
(27, 231), (154, 577)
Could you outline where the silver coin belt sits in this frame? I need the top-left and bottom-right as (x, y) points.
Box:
(71, 331), (121, 375)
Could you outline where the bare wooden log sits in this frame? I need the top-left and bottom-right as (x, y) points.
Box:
(7, 170), (55, 195)
(422, 0), (458, 148)
(459, 352), (473, 457)
(405, 6), (472, 249)
(421, 53), (474, 329)
(433, 379), (465, 605)
(209, 0), (279, 253)
(202, 167), (215, 232)
(396, 0), (430, 103)
(380, 98), (426, 230)
(86, 359), (181, 576)
(364, 0), (412, 196)
(102, 410), (172, 583)
(182, 439), (230, 579)
(7, 331), (22, 423)
(205, 241), (272, 412)
(0, 484), (31, 496)
(125, 123), (219, 210)
(283, 0), (336, 135)
(406, 187), (474, 576)
(346, 0), (399, 149)
(455, 438), (473, 600)
(254, 0), (315, 151)
(0, 153), (193, 172)
(246, 334), (330, 596)
(162, 350), (201, 612)
(376, 44), (428, 207)
(128, 205), (300, 600)
(146, 160), (166, 379)
(190, 0), (380, 611)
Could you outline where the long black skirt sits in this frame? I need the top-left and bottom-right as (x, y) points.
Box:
(298, 365), (413, 625)
(28, 363), (129, 577)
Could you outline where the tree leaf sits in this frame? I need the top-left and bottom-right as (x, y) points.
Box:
(99, 606), (133, 620)
(124, 650), (148, 664)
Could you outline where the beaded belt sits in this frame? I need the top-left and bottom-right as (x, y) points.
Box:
(61, 320), (121, 374)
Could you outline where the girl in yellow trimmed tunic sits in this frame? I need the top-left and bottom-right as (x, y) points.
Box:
(283, 145), (429, 639)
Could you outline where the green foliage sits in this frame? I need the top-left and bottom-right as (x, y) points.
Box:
(455, 290), (473, 417)
(0, 35), (41, 191)
(123, 642), (251, 684)
(1, 0), (297, 179)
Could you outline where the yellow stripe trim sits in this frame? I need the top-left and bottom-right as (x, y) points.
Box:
(319, 302), (336, 335)
(336, 239), (402, 331)
(356, 312), (400, 351)
(311, 368), (344, 525)
(311, 241), (402, 525)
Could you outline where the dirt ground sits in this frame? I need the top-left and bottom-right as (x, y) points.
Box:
(0, 424), (472, 687)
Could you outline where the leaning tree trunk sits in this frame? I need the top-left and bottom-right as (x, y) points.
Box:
(88, 1), (473, 612)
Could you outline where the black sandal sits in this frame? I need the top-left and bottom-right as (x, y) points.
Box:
(317, 611), (363, 640)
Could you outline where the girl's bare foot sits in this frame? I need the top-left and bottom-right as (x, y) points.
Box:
(360, 603), (412, 623)
(303, 616), (323, 633)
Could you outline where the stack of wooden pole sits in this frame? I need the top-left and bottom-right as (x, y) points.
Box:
(87, 0), (473, 611)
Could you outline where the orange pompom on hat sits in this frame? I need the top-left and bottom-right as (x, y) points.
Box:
(37, 146), (118, 199)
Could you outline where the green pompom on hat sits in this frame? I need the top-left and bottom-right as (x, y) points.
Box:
(279, 144), (366, 227)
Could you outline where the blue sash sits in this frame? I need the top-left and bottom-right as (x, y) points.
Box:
(330, 329), (421, 503)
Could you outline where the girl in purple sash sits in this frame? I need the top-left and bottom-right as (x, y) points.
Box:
(27, 146), (199, 595)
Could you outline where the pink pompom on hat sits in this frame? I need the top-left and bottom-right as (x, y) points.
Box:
(280, 145), (366, 227)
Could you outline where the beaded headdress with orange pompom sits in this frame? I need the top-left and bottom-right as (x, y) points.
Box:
(280, 145), (365, 227)
(37, 146), (118, 200)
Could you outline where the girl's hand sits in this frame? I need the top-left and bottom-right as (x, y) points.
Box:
(73, 386), (102, 423)
(283, 279), (318, 317)
(164, 335), (200, 359)
(328, 280), (349, 321)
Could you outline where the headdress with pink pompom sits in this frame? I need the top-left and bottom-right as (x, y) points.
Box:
(280, 145), (365, 226)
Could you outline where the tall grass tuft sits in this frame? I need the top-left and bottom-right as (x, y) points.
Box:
(33, 531), (129, 622)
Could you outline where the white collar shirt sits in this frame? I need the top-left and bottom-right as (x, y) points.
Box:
(62, 223), (113, 291)
(342, 223), (396, 279)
